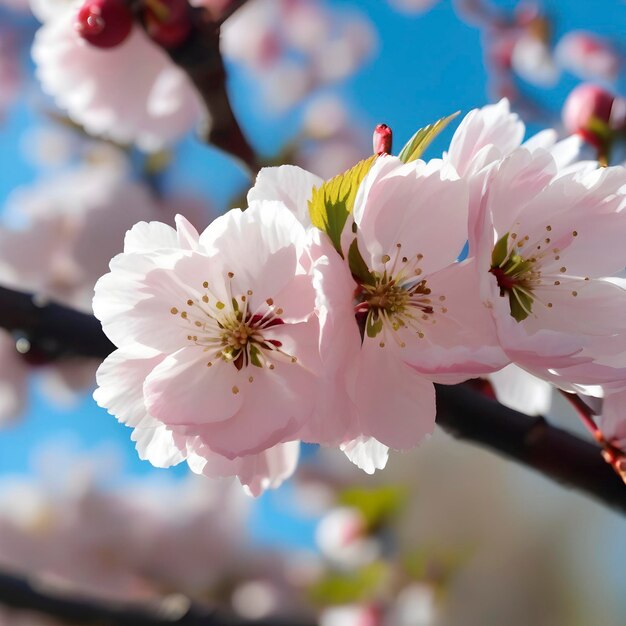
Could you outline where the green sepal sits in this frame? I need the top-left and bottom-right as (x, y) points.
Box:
(398, 111), (459, 163)
(249, 344), (263, 368)
(366, 312), (383, 338)
(308, 155), (377, 256)
(491, 232), (510, 267)
(348, 239), (376, 286)
(508, 287), (533, 323)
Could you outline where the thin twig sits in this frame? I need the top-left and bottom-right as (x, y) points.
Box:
(137, 6), (258, 172)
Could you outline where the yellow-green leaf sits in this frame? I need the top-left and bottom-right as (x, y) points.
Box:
(308, 155), (377, 256)
(398, 112), (459, 163)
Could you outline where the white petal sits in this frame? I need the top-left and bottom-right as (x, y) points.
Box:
(340, 437), (389, 474)
(488, 364), (553, 415)
(247, 165), (323, 227)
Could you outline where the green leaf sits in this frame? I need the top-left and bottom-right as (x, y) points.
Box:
(348, 239), (376, 286)
(338, 486), (406, 530)
(398, 112), (460, 163)
(491, 232), (510, 267)
(308, 155), (378, 256)
(308, 562), (387, 606)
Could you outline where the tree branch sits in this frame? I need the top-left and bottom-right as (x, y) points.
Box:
(0, 286), (114, 360)
(0, 285), (624, 512)
(0, 570), (312, 626)
(435, 385), (626, 513)
(138, 6), (258, 172)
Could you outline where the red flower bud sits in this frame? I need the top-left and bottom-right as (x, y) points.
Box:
(563, 83), (615, 137)
(144, 0), (192, 49)
(75, 0), (133, 49)
(373, 123), (392, 156)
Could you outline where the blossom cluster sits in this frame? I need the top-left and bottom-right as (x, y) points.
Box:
(93, 99), (626, 495)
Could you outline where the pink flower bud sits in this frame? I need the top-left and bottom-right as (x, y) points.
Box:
(562, 84), (616, 150)
(75, 0), (133, 49)
(373, 123), (392, 155)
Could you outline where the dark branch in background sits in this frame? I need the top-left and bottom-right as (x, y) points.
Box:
(137, 5), (257, 172)
(0, 571), (313, 626)
(0, 285), (624, 513)
(0, 286), (114, 361)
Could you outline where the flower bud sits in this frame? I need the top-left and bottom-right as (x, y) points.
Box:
(144, 0), (192, 49)
(562, 84), (621, 157)
(75, 0), (133, 49)
(373, 123), (392, 155)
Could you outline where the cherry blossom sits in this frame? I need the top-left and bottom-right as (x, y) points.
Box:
(473, 145), (626, 388)
(93, 207), (321, 492)
(248, 156), (506, 459)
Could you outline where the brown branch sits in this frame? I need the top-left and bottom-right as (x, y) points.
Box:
(435, 384), (626, 513)
(0, 284), (624, 512)
(137, 5), (257, 172)
(0, 570), (312, 626)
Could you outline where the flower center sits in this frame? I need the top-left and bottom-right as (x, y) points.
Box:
(490, 226), (581, 322)
(169, 274), (296, 387)
(353, 244), (446, 344)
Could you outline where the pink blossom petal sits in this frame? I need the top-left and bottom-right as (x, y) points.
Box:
(94, 349), (165, 428)
(143, 347), (243, 426)
(353, 338), (436, 450)
(355, 158), (469, 276)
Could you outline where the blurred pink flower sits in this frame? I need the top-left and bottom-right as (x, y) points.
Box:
(555, 31), (621, 82)
(31, 2), (203, 151)
(511, 33), (559, 87)
(0, 160), (211, 422)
